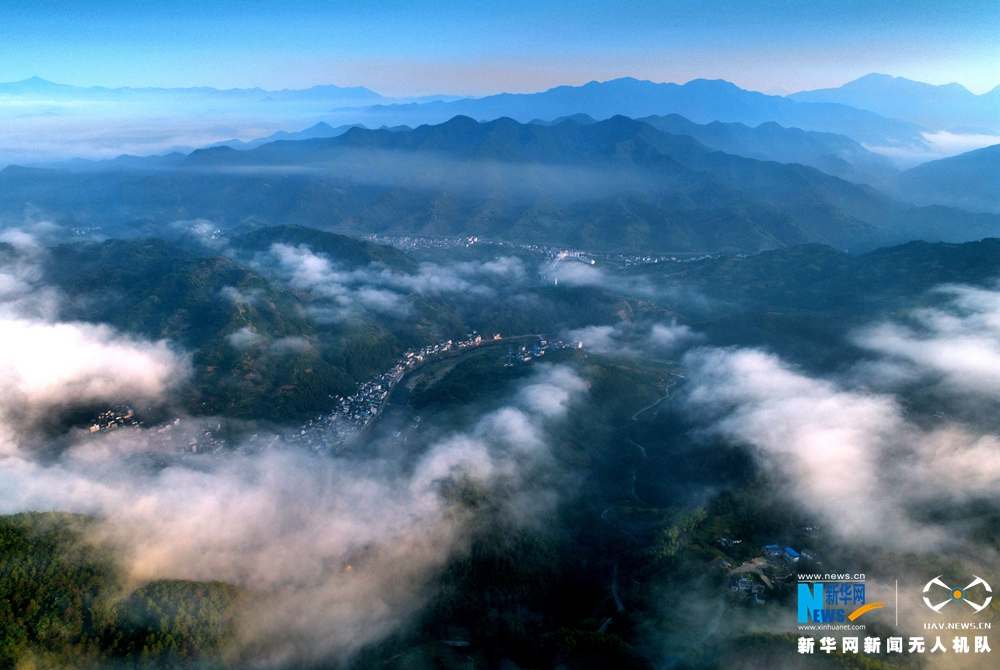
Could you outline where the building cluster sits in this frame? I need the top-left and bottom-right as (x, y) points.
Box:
(609, 252), (720, 267)
(288, 332), (514, 452)
(94, 331), (585, 456)
(363, 234), (479, 251)
(86, 408), (235, 456)
(69, 225), (103, 237)
(763, 544), (821, 565)
(362, 232), (726, 270)
(506, 338), (582, 364)
(150, 417), (230, 454)
(731, 575), (767, 604)
(714, 537), (825, 606)
(80, 331), (570, 455)
(88, 406), (139, 432)
(494, 240), (721, 268)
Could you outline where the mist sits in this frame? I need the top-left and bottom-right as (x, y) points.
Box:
(244, 242), (529, 323)
(0, 236), (592, 664)
(681, 284), (1000, 552)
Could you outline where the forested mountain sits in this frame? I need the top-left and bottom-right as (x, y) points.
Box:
(7, 233), (1000, 668)
(894, 142), (1000, 213)
(638, 114), (896, 187)
(3, 116), (997, 255)
(40, 236), (467, 420)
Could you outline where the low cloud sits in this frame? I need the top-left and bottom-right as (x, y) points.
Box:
(853, 284), (1000, 399)
(869, 132), (1000, 167)
(227, 326), (263, 350)
(256, 243), (527, 322)
(566, 320), (699, 357)
(683, 347), (922, 545)
(548, 260), (714, 315)
(268, 336), (312, 355)
(683, 287), (1000, 550)
(0, 311), (587, 667)
(0, 237), (189, 442)
(550, 261), (652, 297)
(220, 286), (261, 305)
(0, 319), (185, 432)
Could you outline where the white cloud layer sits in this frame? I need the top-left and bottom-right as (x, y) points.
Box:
(853, 284), (1000, 398)
(684, 285), (1000, 550)
(0, 281), (586, 669)
(566, 320), (699, 357)
(0, 236), (189, 446)
(261, 243), (526, 322)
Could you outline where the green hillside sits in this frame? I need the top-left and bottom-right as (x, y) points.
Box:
(0, 513), (241, 669)
(227, 224), (416, 271)
(3, 116), (998, 254)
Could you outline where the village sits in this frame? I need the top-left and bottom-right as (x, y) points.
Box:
(364, 232), (720, 269)
(88, 406), (139, 432)
(717, 538), (823, 605)
(287, 332), (583, 452)
(83, 331), (582, 457)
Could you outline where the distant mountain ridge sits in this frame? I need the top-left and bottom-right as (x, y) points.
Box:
(636, 114), (896, 187)
(343, 77), (926, 149)
(5, 73), (997, 168)
(0, 76), (386, 103)
(791, 73), (1000, 134)
(4, 114), (998, 255)
(209, 122), (364, 150)
(895, 143), (1000, 213)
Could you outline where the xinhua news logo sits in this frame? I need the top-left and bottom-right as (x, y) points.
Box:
(798, 578), (885, 624)
(923, 576), (993, 614)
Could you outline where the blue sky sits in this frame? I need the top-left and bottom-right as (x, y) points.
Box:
(2, 1), (998, 95)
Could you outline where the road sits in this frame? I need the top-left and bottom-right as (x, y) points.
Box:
(630, 388), (673, 421)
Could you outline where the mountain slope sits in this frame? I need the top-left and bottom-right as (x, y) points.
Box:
(790, 73), (1000, 134)
(37, 237), (462, 421)
(895, 143), (1000, 213)
(210, 122), (364, 150)
(638, 114), (896, 187)
(44, 238), (358, 418)
(638, 237), (1000, 369)
(2, 116), (997, 255)
(227, 224), (417, 271)
(174, 115), (1000, 251)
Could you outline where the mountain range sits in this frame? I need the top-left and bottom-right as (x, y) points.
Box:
(342, 78), (926, 149)
(895, 143), (1000, 213)
(4, 114), (998, 255)
(208, 122), (365, 150)
(635, 114), (896, 187)
(4, 73), (999, 167)
(0, 76), (388, 104)
(790, 73), (1000, 134)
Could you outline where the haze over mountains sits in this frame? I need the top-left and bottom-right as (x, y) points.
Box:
(4, 114), (998, 257)
(2, 74), (998, 167)
(789, 73), (1000, 134)
(5, 68), (1000, 670)
(1, 71), (998, 255)
(0, 76), (388, 103)
(338, 78), (927, 149)
(896, 143), (1000, 213)
(635, 114), (896, 187)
